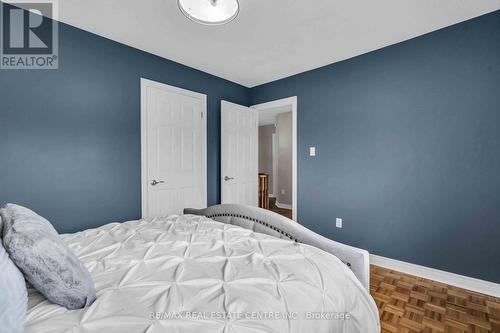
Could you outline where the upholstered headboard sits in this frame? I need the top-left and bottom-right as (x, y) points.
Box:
(184, 204), (370, 290)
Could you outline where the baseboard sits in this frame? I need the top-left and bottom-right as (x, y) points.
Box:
(370, 254), (500, 297)
(275, 201), (292, 209)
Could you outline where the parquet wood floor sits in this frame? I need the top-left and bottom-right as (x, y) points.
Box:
(371, 265), (500, 333)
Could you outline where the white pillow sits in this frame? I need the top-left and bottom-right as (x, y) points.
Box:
(0, 213), (27, 333)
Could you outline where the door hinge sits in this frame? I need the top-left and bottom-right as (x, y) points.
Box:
(201, 111), (204, 118)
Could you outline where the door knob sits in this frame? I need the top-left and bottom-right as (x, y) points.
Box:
(151, 180), (165, 186)
(224, 176), (234, 181)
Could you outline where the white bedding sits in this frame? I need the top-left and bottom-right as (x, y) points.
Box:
(25, 215), (380, 333)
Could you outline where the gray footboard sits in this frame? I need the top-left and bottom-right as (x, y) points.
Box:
(184, 204), (370, 290)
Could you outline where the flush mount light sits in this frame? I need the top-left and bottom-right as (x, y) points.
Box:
(178, 0), (239, 25)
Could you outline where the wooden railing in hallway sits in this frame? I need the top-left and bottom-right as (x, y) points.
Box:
(258, 173), (269, 209)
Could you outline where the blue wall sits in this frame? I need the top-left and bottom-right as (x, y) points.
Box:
(1, 8), (499, 283)
(251, 10), (500, 283)
(0, 21), (250, 233)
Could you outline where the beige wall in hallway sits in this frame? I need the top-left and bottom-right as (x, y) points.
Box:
(258, 125), (276, 195)
(276, 112), (292, 206)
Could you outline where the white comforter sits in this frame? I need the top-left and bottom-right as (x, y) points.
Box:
(25, 215), (380, 333)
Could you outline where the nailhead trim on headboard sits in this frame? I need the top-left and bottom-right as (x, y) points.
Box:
(206, 213), (352, 270)
(207, 213), (298, 242)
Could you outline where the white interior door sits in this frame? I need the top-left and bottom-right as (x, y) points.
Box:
(221, 100), (258, 206)
(141, 79), (207, 218)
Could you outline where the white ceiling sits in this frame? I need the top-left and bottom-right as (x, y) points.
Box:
(58, 0), (500, 87)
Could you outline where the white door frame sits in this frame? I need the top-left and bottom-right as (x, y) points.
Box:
(140, 78), (207, 218)
(252, 96), (297, 221)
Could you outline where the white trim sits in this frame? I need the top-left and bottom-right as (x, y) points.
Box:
(275, 201), (292, 210)
(140, 79), (148, 218)
(140, 78), (207, 218)
(370, 254), (500, 297)
(252, 96), (298, 221)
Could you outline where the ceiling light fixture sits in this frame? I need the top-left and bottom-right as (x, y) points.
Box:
(178, 0), (239, 26)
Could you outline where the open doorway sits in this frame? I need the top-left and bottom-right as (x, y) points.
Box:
(253, 97), (297, 221)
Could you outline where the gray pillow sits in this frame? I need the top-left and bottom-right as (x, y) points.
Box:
(1, 204), (96, 310)
(0, 214), (28, 333)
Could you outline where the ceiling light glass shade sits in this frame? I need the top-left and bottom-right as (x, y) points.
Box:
(178, 0), (239, 25)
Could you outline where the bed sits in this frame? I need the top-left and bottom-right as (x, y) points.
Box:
(25, 204), (380, 333)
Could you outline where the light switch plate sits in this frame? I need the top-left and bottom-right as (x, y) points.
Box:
(336, 218), (343, 228)
(309, 147), (316, 156)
